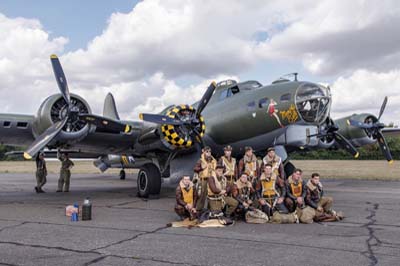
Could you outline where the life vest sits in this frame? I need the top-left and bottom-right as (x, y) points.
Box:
(181, 187), (194, 205)
(290, 181), (303, 197)
(243, 155), (257, 177)
(260, 174), (278, 199)
(199, 154), (217, 179)
(208, 175), (227, 197)
(221, 156), (236, 177)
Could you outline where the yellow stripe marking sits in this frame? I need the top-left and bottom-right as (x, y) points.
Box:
(23, 152), (32, 160)
(50, 54), (58, 59)
(354, 152), (360, 159)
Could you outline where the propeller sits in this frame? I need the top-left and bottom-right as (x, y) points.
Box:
(347, 96), (393, 163)
(318, 118), (360, 158)
(139, 82), (217, 146)
(23, 55), (131, 159)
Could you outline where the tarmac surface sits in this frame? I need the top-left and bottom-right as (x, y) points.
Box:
(0, 173), (399, 266)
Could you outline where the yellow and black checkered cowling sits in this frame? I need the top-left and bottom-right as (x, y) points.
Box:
(161, 104), (205, 149)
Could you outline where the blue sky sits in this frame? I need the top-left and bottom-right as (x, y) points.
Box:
(0, 0), (138, 51)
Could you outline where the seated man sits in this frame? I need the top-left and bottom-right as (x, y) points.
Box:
(231, 172), (255, 218)
(175, 175), (197, 220)
(305, 173), (344, 222)
(285, 168), (306, 212)
(256, 164), (288, 218)
(208, 164), (238, 217)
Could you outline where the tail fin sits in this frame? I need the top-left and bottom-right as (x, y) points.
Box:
(103, 93), (120, 120)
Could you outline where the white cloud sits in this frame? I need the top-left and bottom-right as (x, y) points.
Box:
(330, 69), (400, 125)
(0, 14), (68, 113)
(1, 0), (400, 129)
(256, 0), (400, 76)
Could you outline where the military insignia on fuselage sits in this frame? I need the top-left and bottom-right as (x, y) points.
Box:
(280, 104), (299, 124)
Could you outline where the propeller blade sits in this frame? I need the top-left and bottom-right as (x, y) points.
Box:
(50, 54), (70, 106)
(375, 130), (393, 163)
(333, 132), (360, 159)
(139, 113), (184, 126)
(196, 81), (217, 116)
(79, 114), (132, 133)
(347, 119), (374, 129)
(378, 96), (388, 121)
(24, 117), (68, 159)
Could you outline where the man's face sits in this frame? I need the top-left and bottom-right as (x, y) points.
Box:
(204, 150), (211, 157)
(215, 168), (223, 177)
(39, 155), (44, 160)
(182, 176), (191, 186)
(240, 174), (248, 183)
(224, 150), (232, 157)
(268, 150), (275, 157)
(293, 171), (301, 181)
(311, 176), (320, 185)
(264, 166), (272, 175)
(245, 150), (253, 157)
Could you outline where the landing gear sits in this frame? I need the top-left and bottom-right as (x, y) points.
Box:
(137, 164), (161, 198)
(119, 169), (126, 180)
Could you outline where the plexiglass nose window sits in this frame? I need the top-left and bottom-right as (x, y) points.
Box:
(296, 83), (331, 123)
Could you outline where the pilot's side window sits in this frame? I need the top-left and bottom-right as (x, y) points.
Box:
(259, 97), (269, 108)
(280, 93), (291, 102)
(219, 89), (228, 101)
(247, 101), (256, 111)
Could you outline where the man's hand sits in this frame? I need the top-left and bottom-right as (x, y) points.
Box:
(220, 189), (226, 195)
(259, 199), (266, 205)
(243, 202), (249, 208)
(296, 197), (303, 205)
(317, 206), (323, 212)
(277, 197), (284, 204)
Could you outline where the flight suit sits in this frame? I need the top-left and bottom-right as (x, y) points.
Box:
(207, 174), (238, 216)
(193, 154), (217, 211)
(175, 180), (198, 220)
(255, 173), (288, 217)
(238, 154), (259, 183)
(35, 157), (47, 192)
(58, 157), (74, 192)
(285, 175), (307, 212)
(231, 179), (255, 217)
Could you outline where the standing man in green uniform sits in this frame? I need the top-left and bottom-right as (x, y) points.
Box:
(218, 145), (238, 185)
(193, 146), (217, 211)
(57, 152), (74, 192)
(35, 152), (47, 193)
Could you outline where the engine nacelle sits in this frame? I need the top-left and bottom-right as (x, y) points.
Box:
(159, 104), (205, 150)
(335, 113), (377, 147)
(32, 93), (93, 145)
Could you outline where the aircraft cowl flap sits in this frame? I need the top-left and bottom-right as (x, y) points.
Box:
(103, 93), (120, 120)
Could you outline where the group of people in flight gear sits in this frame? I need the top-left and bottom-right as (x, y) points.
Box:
(175, 145), (344, 224)
(34, 152), (74, 193)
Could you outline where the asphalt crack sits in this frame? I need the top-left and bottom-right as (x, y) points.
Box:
(0, 221), (28, 233)
(92, 225), (168, 251)
(361, 202), (381, 266)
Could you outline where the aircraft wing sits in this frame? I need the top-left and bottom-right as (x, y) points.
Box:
(0, 113), (35, 147)
(382, 127), (400, 137)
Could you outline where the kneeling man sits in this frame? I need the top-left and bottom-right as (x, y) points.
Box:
(175, 175), (197, 220)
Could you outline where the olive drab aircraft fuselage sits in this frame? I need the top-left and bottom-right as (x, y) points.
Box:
(0, 56), (398, 197)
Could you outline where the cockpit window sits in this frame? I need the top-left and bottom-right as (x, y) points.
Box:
(295, 83), (330, 123)
(280, 93), (291, 102)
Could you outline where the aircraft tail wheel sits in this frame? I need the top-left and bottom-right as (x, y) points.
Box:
(137, 164), (161, 198)
(119, 169), (126, 180)
(284, 161), (296, 179)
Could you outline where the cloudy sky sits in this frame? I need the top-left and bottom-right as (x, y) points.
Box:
(0, 0), (399, 125)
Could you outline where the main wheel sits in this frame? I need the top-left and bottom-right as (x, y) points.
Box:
(137, 164), (161, 198)
(119, 169), (126, 180)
